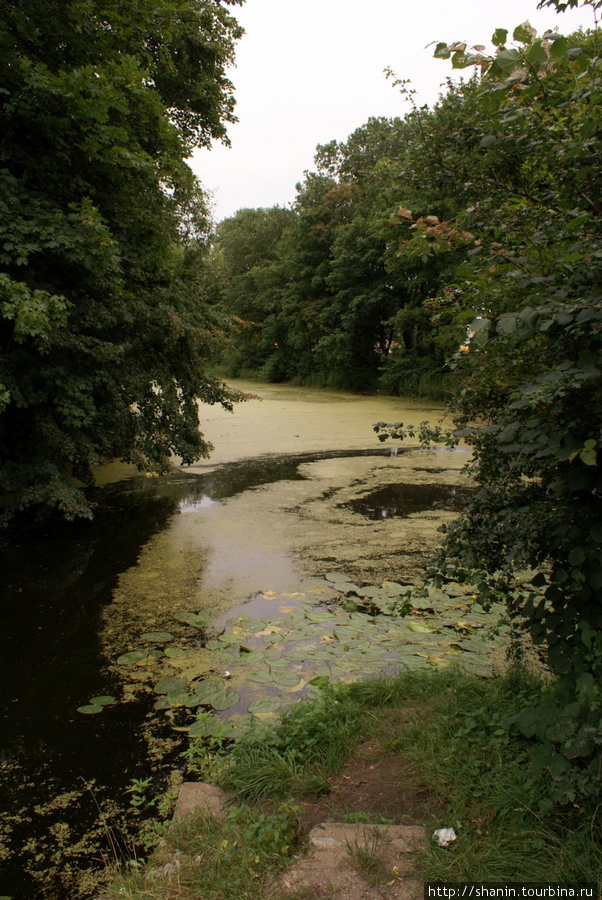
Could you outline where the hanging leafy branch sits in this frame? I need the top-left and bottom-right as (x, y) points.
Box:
(0, 0), (245, 523)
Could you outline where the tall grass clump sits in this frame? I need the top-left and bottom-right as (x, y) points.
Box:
(218, 683), (371, 802)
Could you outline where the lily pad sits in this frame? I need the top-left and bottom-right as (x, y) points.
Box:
(351, 639), (373, 650)
(205, 640), (223, 651)
(443, 582), (467, 597)
(89, 695), (115, 706)
(77, 705), (104, 715)
(324, 572), (345, 583)
(153, 697), (171, 710)
(266, 632), (284, 643)
(189, 716), (238, 739)
(194, 678), (227, 702)
(248, 698), (282, 715)
(153, 676), (187, 695)
(219, 634), (242, 645)
(141, 632), (174, 642)
(210, 691), (241, 710)
(164, 647), (187, 659)
(116, 650), (148, 665)
(175, 612), (209, 628)
(184, 694), (203, 708)
(148, 649), (165, 659)
(407, 621), (436, 634)
(333, 581), (358, 593)
(237, 650), (265, 664)
(166, 692), (189, 708)
(241, 618), (270, 633)
(397, 655), (430, 669)
(272, 671), (302, 688)
(411, 597), (434, 611)
(305, 611), (337, 623)
(247, 671), (273, 683)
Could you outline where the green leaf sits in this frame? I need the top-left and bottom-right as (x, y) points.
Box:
(174, 612), (209, 628)
(189, 717), (237, 739)
(549, 754), (570, 778)
(513, 22), (535, 44)
(491, 28), (508, 47)
(210, 691), (240, 710)
(237, 649), (265, 664)
(88, 695), (115, 706)
(248, 698), (282, 715)
(497, 314), (518, 334)
(77, 704), (104, 715)
(568, 547), (585, 566)
(489, 48), (520, 77)
(407, 621), (436, 633)
(247, 671), (273, 683)
(205, 640), (223, 651)
(166, 692), (189, 708)
(164, 647), (187, 659)
(272, 671), (302, 688)
(194, 678), (227, 701)
(153, 676), (187, 695)
(116, 651), (147, 665)
(434, 42), (451, 59)
(549, 35), (569, 59)
(527, 41), (548, 66)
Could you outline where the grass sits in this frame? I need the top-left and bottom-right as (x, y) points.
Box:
(218, 685), (371, 802)
(102, 666), (602, 898)
(345, 829), (390, 885)
(102, 804), (300, 900)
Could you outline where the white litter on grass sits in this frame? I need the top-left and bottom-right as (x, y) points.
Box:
(433, 828), (457, 847)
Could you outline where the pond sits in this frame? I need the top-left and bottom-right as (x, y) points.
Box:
(0, 381), (475, 899)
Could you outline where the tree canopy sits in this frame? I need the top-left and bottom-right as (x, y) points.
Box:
(210, 117), (454, 394)
(0, 0), (244, 522)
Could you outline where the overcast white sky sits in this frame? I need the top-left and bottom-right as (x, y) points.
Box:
(191, 0), (596, 221)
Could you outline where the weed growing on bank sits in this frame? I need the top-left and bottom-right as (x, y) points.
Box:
(103, 667), (602, 898)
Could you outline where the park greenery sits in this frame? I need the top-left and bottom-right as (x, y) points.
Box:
(106, 670), (602, 898)
(2, 0), (602, 887)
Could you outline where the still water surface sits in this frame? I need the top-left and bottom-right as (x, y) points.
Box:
(0, 382), (465, 899)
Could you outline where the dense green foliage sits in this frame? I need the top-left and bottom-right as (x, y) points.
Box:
(374, 4), (602, 804)
(209, 117), (453, 394)
(0, 0), (244, 522)
(216, 669), (601, 881)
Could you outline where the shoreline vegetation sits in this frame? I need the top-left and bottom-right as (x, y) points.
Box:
(102, 663), (602, 899)
(2, 0), (601, 895)
(99, 571), (601, 899)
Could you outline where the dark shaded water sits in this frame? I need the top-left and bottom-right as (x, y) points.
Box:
(0, 448), (407, 899)
(343, 482), (473, 520)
